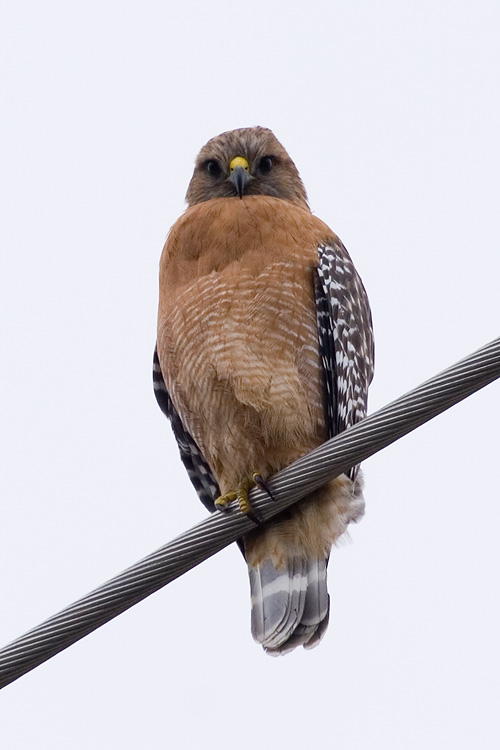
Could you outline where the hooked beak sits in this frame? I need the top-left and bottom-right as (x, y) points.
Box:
(229, 156), (250, 198)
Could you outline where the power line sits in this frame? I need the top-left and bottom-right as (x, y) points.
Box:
(0, 336), (499, 689)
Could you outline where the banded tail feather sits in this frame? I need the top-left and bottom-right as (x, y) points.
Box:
(249, 557), (330, 655)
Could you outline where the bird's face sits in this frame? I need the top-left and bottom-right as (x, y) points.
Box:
(185, 126), (309, 209)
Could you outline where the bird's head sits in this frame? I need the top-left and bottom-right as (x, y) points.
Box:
(185, 127), (309, 209)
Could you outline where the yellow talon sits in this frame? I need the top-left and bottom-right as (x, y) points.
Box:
(214, 474), (265, 526)
(215, 472), (274, 516)
(214, 490), (237, 509)
(237, 485), (251, 514)
(215, 475), (256, 515)
(237, 476), (253, 514)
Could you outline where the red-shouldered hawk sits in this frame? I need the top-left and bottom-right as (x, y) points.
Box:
(154, 127), (374, 655)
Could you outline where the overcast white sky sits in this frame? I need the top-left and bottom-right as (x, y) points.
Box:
(1, 1), (499, 747)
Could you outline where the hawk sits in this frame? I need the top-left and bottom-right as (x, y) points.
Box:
(154, 127), (374, 655)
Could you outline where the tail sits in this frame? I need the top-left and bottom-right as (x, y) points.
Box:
(248, 557), (330, 656)
(245, 473), (365, 655)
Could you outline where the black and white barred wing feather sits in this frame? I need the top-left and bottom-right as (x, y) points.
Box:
(153, 347), (220, 512)
(315, 240), (374, 479)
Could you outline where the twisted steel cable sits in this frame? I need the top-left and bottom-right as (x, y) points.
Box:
(0, 336), (499, 689)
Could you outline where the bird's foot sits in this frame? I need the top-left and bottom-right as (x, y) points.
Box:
(215, 474), (271, 523)
(215, 475), (253, 514)
(214, 489), (238, 509)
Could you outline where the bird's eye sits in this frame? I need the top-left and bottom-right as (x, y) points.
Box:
(258, 156), (274, 174)
(204, 160), (223, 178)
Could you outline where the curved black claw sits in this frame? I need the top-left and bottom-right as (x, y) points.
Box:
(252, 473), (276, 502)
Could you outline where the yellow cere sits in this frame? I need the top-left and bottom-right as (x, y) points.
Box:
(229, 156), (250, 173)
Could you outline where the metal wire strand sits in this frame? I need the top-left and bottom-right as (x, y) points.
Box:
(1, 336), (499, 689)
